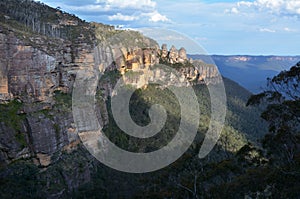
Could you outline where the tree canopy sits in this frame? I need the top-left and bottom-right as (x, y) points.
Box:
(247, 61), (300, 164)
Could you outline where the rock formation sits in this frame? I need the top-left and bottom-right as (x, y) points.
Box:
(178, 47), (187, 63)
(161, 44), (168, 58)
(168, 45), (179, 64)
(0, 0), (222, 196)
(0, 8), (220, 162)
(115, 44), (220, 87)
(158, 44), (188, 64)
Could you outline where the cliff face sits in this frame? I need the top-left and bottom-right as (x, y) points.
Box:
(0, 27), (95, 166)
(0, 13), (220, 160)
(0, 0), (222, 196)
(0, 32), (57, 102)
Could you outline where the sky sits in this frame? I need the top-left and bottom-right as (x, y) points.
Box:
(35, 0), (300, 55)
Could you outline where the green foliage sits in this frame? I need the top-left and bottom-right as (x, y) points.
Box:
(229, 62), (300, 198)
(87, 75), (272, 198)
(53, 90), (72, 113)
(100, 69), (122, 84)
(99, 74), (266, 156)
(124, 70), (144, 80)
(0, 67), (270, 199)
(93, 22), (122, 42)
(0, 146), (101, 199)
(248, 62), (300, 164)
(208, 164), (300, 198)
(15, 132), (27, 148)
(0, 161), (44, 198)
(95, 25), (158, 48)
(159, 58), (189, 69)
(34, 107), (53, 120)
(0, 0), (92, 40)
(223, 77), (268, 141)
(102, 85), (181, 152)
(220, 126), (247, 154)
(74, 182), (108, 199)
(236, 143), (268, 167)
(0, 99), (25, 132)
(205, 159), (241, 180)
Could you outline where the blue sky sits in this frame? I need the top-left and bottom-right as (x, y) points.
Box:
(36, 0), (300, 55)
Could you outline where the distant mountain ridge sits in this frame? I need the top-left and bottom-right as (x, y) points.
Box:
(188, 54), (300, 93)
(211, 55), (300, 71)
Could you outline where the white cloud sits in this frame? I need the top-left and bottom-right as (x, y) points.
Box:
(237, 0), (300, 15)
(62, 4), (111, 12)
(237, 1), (253, 7)
(147, 11), (169, 22)
(283, 27), (297, 32)
(231, 7), (240, 14)
(92, 0), (170, 23)
(53, 0), (170, 25)
(96, 0), (156, 9)
(259, 28), (276, 32)
(225, 7), (240, 14)
(108, 13), (139, 21)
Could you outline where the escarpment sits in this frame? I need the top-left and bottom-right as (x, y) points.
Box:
(0, 0), (223, 196)
(0, 17), (221, 161)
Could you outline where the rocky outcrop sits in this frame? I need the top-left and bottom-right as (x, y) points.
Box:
(0, 1), (224, 197)
(193, 60), (222, 84)
(161, 44), (168, 58)
(115, 44), (220, 87)
(119, 47), (160, 73)
(159, 44), (188, 64)
(168, 45), (179, 64)
(0, 16), (221, 167)
(178, 47), (187, 63)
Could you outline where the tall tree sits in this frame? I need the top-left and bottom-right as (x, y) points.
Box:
(247, 62), (300, 164)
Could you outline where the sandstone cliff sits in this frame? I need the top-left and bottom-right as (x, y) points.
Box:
(0, 2), (220, 163)
(0, 0), (222, 196)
